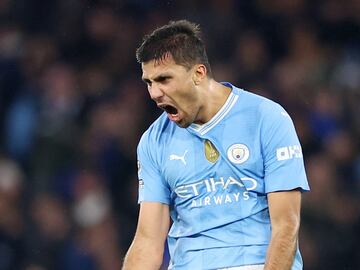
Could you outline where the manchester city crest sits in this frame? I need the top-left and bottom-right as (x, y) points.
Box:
(227, 143), (249, 164)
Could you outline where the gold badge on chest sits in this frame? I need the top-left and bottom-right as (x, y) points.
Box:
(204, 139), (219, 163)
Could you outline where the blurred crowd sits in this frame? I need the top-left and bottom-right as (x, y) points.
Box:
(0, 0), (359, 269)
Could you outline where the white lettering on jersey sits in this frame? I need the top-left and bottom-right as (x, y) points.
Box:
(190, 191), (250, 207)
(276, 145), (302, 161)
(175, 176), (258, 204)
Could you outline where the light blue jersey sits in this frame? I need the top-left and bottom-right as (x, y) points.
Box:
(137, 82), (310, 270)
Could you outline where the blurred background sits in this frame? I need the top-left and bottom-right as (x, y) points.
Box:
(0, 0), (359, 269)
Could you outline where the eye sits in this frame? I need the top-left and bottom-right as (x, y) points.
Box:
(156, 76), (172, 84)
(142, 79), (152, 87)
(158, 77), (167, 82)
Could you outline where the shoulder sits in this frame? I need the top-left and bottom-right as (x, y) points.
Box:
(240, 89), (285, 113)
(233, 87), (289, 121)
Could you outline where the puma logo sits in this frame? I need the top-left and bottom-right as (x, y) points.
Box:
(169, 150), (188, 166)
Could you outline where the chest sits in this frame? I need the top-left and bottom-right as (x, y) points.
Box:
(160, 123), (265, 194)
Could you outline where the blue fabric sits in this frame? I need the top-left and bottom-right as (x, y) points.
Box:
(137, 83), (309, 269)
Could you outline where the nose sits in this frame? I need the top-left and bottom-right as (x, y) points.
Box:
(148, 83), (164, 101)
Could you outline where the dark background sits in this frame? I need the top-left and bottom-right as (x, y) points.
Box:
(0, 0), (359, 269)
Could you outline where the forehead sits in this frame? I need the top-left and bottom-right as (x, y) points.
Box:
(141, 56), (188, 79)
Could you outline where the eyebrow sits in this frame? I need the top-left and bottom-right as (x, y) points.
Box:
(142, 74), (172, 84)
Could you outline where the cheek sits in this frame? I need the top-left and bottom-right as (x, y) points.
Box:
(180, 81), (197, 100)
(167, 82), (191, 101)
(177, 88), (196, 108)
(180, 89), (200, 115)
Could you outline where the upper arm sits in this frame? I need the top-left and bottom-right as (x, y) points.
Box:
(260, 101), (310, 193)
(267, 190), (301, 233)
(137, 132), (171, 204)
(135, 201), (170, 246)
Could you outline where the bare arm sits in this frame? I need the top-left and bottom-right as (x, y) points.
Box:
(122, 202), (170, 270)
(264, 190), (302, 270)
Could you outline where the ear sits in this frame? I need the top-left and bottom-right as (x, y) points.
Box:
(192, 64), (207, 85)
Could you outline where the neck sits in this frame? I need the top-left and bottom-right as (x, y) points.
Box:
(195, 79), (232, 125)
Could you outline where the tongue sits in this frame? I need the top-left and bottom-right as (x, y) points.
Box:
(168, 113), (180, 122)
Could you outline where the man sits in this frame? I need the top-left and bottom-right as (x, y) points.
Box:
(123, 20), (309, 270)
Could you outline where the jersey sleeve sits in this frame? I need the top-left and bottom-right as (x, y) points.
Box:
(137, 131), (171, 204)
(260, 101), (310, 193)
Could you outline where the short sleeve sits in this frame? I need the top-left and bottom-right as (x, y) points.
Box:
(137, 132), (171, 204)
(260, 101), (310, 193)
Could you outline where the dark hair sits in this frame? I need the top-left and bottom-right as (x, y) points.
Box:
(136, 20), (212, 77)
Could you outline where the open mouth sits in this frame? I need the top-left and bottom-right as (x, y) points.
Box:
(159, 104), (178, 115)
(158, 104), (180, 122)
